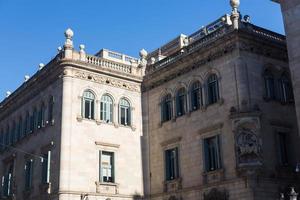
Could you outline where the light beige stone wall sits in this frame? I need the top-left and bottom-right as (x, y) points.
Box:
(58, 66), (144, 200)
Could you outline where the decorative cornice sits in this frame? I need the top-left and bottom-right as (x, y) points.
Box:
(95, 141), (120, 149)
(160, 137), (182, 147)
(142, 28), (287, 92)
(73, 70), (141, 93)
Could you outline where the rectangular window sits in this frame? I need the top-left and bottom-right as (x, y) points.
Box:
(41, 151), (51, 183)
(165, 147), (179, 181)
(100, 151), (115, 183)
(2, 163), (13, 197)
(48, 96), (54, 123)
(204, 135), (221, 172)
(278, 132), (288, 165)
(30, 115), (34, 133)
(0, 132), (3, 151)
(17, 120), (22, 141)
(5, 131), (9, 147)
(24, 159), (33, 190)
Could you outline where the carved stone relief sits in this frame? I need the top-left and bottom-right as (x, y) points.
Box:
(73, 70), (140, 92)
(233, 117), (262, 168)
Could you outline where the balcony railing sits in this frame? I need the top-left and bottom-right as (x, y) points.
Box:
(148, 20), (285, 74)
(86, 55), (132, 74)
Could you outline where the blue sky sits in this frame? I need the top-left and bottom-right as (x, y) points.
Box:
(0, 0), (283, 102)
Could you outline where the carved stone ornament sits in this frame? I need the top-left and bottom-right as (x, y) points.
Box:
(236, 127), (262, 167)
(74, 71), (140, 92)
(203, 188), (229, 200)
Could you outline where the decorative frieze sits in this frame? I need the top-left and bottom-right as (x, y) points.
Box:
(232, 116), (263, 170)
(73, 71), (140, 92)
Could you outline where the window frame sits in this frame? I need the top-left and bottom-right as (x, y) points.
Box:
(176, 88), (187, 117)
(279, 74), (293, 103)
(190, 81), (202, 111)
(161, 94), (173, 122)
(100, 94), (114, 123)
(203, 135), (222, 172)
(264, 70), (276, 100)
(164, 147), (180, 181)
(24, 159), (34, 190)
(82, 90), (95, 120)
(119, 98), (131, 126)
(99, 151), (115, 183)
(207, 74), (220, 105)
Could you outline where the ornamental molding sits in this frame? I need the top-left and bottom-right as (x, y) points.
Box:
(160, 137), (182, 147)
(95, 141), (120, 149)
(143, 41), (237, 92)
(73, 70), (141, 92)
(198, 122), (224, 135)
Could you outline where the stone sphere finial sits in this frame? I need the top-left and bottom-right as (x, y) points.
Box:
(150, 57), (156, 64)
(64, 28), (74, 39)
(6, 91), (11, 98)
(230, 0), (240, 9)
(39, 63), (45, 70)
(24, 75), (30, 82)
(139, 49), (148, 59)
(79, 44), (85, 51)
(57, 46), (62, 52)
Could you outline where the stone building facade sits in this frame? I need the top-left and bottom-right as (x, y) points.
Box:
(142, 6), (300, 199)
(0, 1), (300, 200)
(0, 29), (144, 200)
(272, 0), (300, 135)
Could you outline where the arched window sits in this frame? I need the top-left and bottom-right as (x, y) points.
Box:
(161, 94), (173, 122)
(82, 90), (95, 120)
(5, 125), (9, 147)
(176, 88), (186, 116)
(11, 122), (16, 145)
(17, 117), (22, 141)
(0, 128), (4, 151)
(207, 74), (219, 105)
(190, 81), (202, 111)
(48, 96), (54, 124)
(279, 74), (293, 103)
(38, 103), (45, 128)
(100, 94), (113, 123)
(33, 108), (38, 131)
(24, 111), (30, 136)
(119, 98), (131, 126)
(264, 70), (275, 100)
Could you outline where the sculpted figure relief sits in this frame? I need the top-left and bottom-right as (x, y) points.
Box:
(236, 127), (262, 167)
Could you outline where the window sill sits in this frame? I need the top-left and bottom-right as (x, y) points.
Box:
(163, 178), (182, 192)
(203, 168), (224, 184)
(39, 182), (51, 194)
(77, 116), (96, 123)
(205, 98), (224, 108)
(23, 187), (34, 197)
(95, 181), (119, 194)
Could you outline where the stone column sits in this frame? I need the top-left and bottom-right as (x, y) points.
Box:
(278, 0), (300, 135)
(59, 68), (73, 196)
